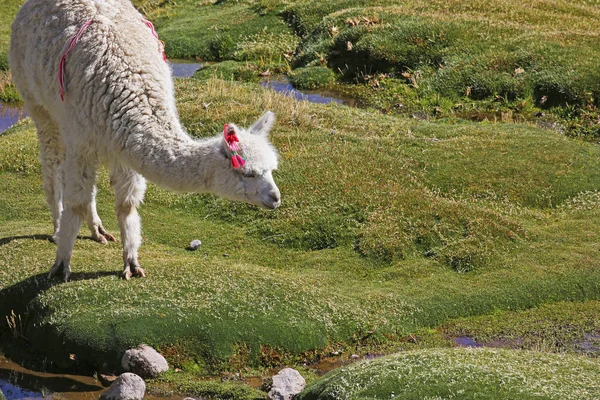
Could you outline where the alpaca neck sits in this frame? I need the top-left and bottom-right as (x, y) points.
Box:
(122, 121), (224, 193)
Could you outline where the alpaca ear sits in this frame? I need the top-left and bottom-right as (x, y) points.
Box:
(248, 111), (275, 136)
(225, 123), (238, 137)
(223, 123), (240, 148)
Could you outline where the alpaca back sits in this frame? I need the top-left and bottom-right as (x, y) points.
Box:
(9, 0), (181, 159)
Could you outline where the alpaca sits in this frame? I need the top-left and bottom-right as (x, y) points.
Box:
(9, 0), (281, 282)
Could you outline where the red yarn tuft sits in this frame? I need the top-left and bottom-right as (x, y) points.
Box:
(234, 154), (246, 168)
(231, 155), (241, 169)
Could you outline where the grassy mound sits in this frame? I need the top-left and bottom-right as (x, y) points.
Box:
(289, 66), (334, 90)
(290, 2), (600, 107)
(298, 347), (600, 399)
(128, 0), (600, 136)
(134, 0), (299, 64)
(3, 79), (600, 376)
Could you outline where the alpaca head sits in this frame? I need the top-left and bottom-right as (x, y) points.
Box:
(216, 111), (281, 209)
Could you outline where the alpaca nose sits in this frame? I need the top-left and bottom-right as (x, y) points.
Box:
(269, 188), (281, 204)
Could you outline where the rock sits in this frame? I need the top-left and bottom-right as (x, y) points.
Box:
(350, 354), (360, 359)
(267, 368), (306, 400)
(121, 344), (169, 378)
(188, 239), (201, 250)
(99, 373), (145, 400)
(99, 373), (118, 386)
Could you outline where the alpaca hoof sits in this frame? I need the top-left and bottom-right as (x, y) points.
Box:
(132, 267), (146, 278)
(48, 261), (69, 282)
(48, 262), (63, 278)
(93, 234), (109, 245)
(92, 228), (116, 244)
(99, 227), (116, 242)
(123, 267), (133, 280)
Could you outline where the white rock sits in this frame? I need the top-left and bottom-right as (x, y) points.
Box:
(189, 239), (202, 250)
(267, 368), (306, 400)
(121, 344), (169, 378)
(99, 373), (145, 400)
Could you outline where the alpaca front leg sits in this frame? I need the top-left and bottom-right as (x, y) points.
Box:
(29, 105), (64, 242)
(87, 186), (116, 244)
(111, 165), (146, 279)
(49, 151), (99, 282)
(49, 203), (86, 282)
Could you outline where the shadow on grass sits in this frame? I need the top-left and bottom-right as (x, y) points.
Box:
(0, 270), (120, 373)
(0, 234), (53, 246)
(0, 234), (116, 246)
(0, 271), (118, 327)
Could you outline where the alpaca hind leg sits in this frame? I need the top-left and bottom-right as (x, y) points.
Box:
(49, 151), (99, 282)
(111, 164), (146, 279)
(27, 104), (64, 242)
(86, 186), (116, 244)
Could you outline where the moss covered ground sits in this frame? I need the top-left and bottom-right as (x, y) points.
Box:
(2, 0), (600, 398)
(299, 348), (600, 399)
(128, 0), (600, 138)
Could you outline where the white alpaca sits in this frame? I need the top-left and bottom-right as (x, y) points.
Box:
(9, 0), (281, 281)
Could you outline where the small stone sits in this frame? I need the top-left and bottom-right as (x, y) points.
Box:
(122, 345), (169, 379)
(100, 373), (118, 386)
(99, 373), (145, 400)
(350, 354), (360, 359)
(188, 239), (202, 250)
(267, 368), (306, 400)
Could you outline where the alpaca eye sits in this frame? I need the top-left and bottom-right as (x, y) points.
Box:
(242, 171), (258, 178)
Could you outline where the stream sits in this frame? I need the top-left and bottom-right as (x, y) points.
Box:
(0, 355), (104, 400)
(0, 102), (26, 135)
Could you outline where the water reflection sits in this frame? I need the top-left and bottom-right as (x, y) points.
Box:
(0, 102), (26, 134)
(169, 60), (202, 78)
(261, 78), (358, 106)
(0, 356), (103, 399)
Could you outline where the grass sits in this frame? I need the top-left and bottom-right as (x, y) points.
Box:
(442, 300), (600, 356)
(3, 0), (600, 398)
(134, 0), (299, 65)
(298, 347), (600, 399)
(130, 0), (600, 137)
(3, 78), (600, 375)
(0, 0), (21, 102)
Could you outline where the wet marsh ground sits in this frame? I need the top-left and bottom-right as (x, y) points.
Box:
(2, 0), (600, 399)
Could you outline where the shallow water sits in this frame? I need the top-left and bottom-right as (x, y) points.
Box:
(0, 355), (187, 399)
(169, 59), (202, 78)
(0, 355), (103, 399)
(0, 102), (26, 135)
(261, 78), (358, 107)
(452, 336), (483, 348)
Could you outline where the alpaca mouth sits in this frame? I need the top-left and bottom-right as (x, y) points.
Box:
(262, 199), (281, 210)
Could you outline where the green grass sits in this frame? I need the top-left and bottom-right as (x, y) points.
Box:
(289, 66), (334, 90)
(442, 300), (600, 356)
(298, 347), (600, 399)
(3, 79), (600, 378)
(3, 0), (600, 398)
(135, 0), (600, 137)
(0, 0), (22, 101)
(135, 0), (299, 64)
(148, 370), (265, 400)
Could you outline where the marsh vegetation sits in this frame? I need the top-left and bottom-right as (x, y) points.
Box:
(1, 0), (600, 398)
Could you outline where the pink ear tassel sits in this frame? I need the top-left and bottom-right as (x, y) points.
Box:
(223, 124), (245, 169)
(234, 154), (246, 168)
